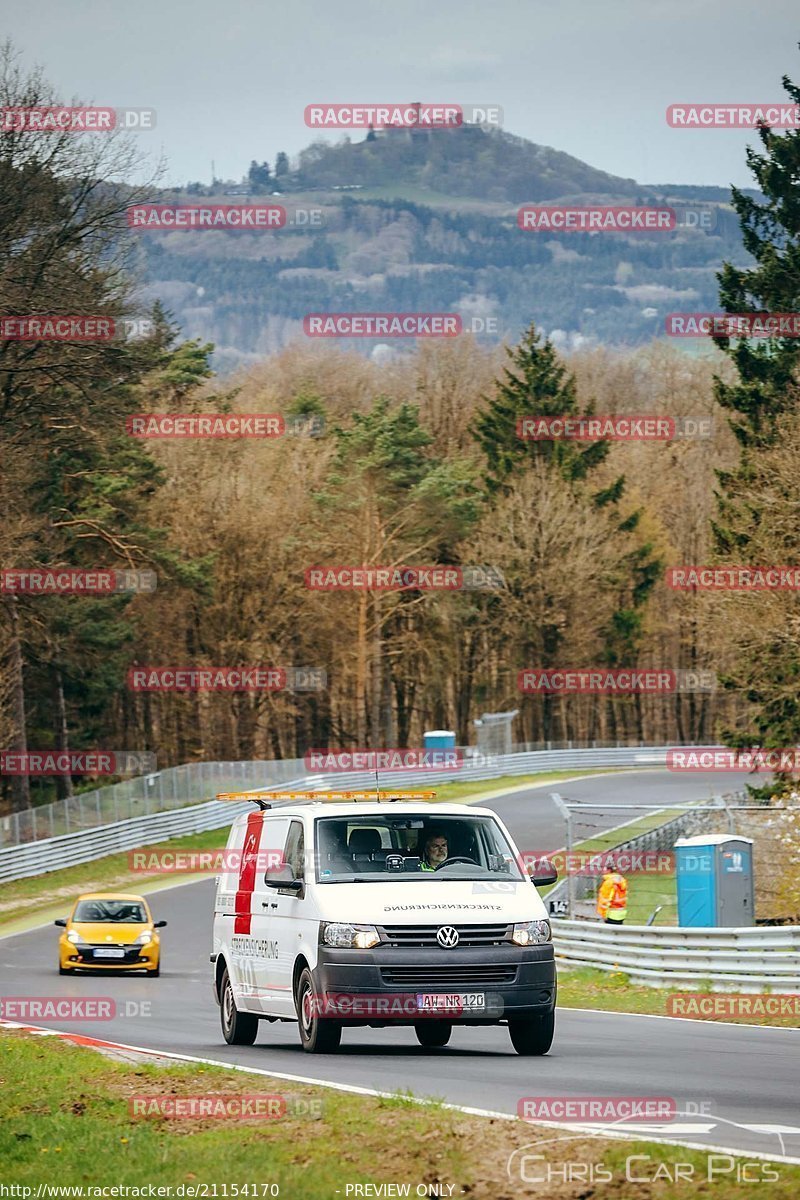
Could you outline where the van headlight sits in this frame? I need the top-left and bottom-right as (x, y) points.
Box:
(511, 920), (551, 946)
(321, 922), (380, 949)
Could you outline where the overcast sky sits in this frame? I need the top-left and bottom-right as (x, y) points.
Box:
(9, 0), (799, 189)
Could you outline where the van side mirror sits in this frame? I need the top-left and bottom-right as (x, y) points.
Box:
(54, 918), (67, 927)
(265, 864), (302, 891)
(154, 920), (167, 928)
(531, 863), (558, 887)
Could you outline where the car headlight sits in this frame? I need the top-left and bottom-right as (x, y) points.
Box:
(66, 930), (84, 944)
(511, 920), (552, 946)
(321, 922), (380, 949)
(134, 931), (152, 945)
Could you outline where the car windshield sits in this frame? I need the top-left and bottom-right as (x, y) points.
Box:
(73, 900), (147, 923)
(315, 813), (525, 883)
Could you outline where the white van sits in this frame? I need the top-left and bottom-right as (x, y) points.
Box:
(211, 794), (557, 1055)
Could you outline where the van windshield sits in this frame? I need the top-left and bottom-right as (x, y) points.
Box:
(314, 813), (525, 883)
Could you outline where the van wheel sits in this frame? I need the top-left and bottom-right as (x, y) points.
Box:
(220, 967), (259, 1045)
(414, 1021), (452, 1048)
(295, 967), (341, 1053)
(508, 1010), (555, 1056)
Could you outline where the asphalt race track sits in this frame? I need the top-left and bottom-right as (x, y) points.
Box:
(3, 770), (798, 1163)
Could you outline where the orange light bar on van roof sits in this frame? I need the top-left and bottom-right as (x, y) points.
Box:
(216, 789), (438, 805)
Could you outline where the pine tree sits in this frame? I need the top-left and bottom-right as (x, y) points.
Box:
(472, 323), (609, 492)
(472, 323), (661, 740)
(711, 57), (800, 796)
(713, 64), (800, 450)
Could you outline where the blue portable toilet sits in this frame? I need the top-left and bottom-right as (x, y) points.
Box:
(423, 730), (456, 750)
(673, 834), (755, 927)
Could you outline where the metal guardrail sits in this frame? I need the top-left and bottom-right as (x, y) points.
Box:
(0, 741), (675, 849)
(0, 758), (311, 849)
(0, 744), (683, 883)
(551, 919), (800, 991)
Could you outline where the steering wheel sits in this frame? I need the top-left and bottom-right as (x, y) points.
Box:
(435, 855), (477, 870)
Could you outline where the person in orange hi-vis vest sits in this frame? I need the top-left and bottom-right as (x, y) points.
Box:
(596, 869), (628, 924)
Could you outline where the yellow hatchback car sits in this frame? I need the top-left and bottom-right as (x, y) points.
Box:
(56, 892), (166, 975)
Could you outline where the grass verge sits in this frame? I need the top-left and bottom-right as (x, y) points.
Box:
(1, 1030), (796, 1197)
(558, 966), (800, 1028)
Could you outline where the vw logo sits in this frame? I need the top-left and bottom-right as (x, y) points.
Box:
(436, 926), (459, 949)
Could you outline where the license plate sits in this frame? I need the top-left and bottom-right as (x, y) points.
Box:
(415, 992), (485, 1012)
(94, 947), (125, 959)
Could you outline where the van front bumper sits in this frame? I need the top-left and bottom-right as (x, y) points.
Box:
(311, 944), (555, 1023)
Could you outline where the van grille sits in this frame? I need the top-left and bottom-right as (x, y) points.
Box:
(380, 965), (517, 987)
(379, 924), (511, 947)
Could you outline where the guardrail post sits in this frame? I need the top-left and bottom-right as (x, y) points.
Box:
(550, 792), (574, 919)
(722, 794), (736, 834)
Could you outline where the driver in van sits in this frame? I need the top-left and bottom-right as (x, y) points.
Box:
(420, 830), (448, 871)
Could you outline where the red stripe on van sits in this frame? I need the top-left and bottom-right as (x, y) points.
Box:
(233, 811), (263, 935)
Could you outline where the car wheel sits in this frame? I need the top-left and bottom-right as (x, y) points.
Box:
(508, 1010), (555, 1056)
(151, 961), (160, 977)
(295, 966), (341, 1053)
(220, 967), (258, 1045)
(414, 1020), (452, 1048)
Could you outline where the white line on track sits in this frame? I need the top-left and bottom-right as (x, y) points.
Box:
(561, 1005), (800, 1032)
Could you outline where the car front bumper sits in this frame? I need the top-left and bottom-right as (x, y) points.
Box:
(311, 943), (556, 1023)
(61, 942), (159, 969)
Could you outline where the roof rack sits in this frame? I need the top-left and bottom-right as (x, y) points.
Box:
(216, 789), (438, 810)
